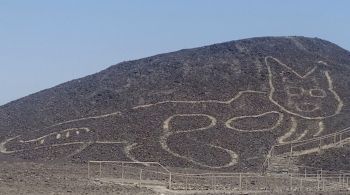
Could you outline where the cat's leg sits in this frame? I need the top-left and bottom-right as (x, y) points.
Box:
(278, 117), (298, 144)
(160, 114), (238, 169)
(312, 120), (325, 137)
(160, 131), (238, 169)
(278, 117), (324, 144)
(296, 119), (325, 139)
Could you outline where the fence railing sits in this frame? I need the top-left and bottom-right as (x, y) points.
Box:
(88, 161), (171, 187)
(88, 161), (350, 192)
(274, 127), (350, 157)
(262, 127), (350, 172)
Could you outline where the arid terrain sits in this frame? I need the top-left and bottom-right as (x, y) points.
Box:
(0, 160), (157, 195)
(1, 160), (349, 195)
(1, 36), (350, 194)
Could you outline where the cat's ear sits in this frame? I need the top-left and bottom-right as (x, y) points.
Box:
(265, 56), (300, 81)
(265, 56), (323, 80)
(309, 61), (331, 86)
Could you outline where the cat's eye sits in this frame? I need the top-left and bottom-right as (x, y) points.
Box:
(309, 89), (326, 98)
(287, 87), (303, 95)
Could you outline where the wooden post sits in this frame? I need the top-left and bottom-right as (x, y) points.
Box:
(121, 162), (124, 180)
(168, 172), (172, 190)
(99, 162), (102, 178)
(239, 173), (242, 191)
(290, 173), (293, 191)
(334, 134), (337, 143)
(139, 169), (143, 187)
(322, 179), (325, 191)
(317, 173), (320, 191)
(289, 145), (293, 172)
(185, 174), (188, 192)
(321, 169), (323, 191)
(88, 161), (90, 178)
(231, 175), (234, 191)
(185, 167), (188, 192)
(213, 175), (216, 191)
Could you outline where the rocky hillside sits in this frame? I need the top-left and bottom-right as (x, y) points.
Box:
(0, 36), (350, 171)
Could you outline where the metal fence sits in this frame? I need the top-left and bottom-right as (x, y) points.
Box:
(270, 127), (350, 158)
(87, 161), (350, 192)
(88, 161), (170, 187)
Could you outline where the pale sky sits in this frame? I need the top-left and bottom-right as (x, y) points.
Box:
(1, 0), (350, 105)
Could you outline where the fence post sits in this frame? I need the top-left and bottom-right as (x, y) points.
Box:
(320, 170), (323, 191)
(88, 161), (90, 178)
(317, 172), (320, 191)
(320, 169), (323, 191)
(185, 174), (188, 192)
(290, 173), (293, 191)
(239, 173), (242, 191)
(213, 175), (216, 191)
(99, 162), (102, 178)
(121, 162), (124, 180)
(139, 169), (143, 187)
(322, 179), (325, 191)
(168, 172), (172, 190)
(231, 175), (234, 191)
(289, 145), (293, 170)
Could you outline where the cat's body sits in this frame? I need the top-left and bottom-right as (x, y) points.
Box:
(0, 56), (344, 170)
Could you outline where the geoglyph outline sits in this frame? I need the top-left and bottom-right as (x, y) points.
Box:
(0, 56), (347, 169)
(265, 56), (344, 120)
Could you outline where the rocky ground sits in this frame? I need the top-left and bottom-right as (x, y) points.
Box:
(0, 160), (156, 195)
(2, 36), (350, 172)
(0, 160), (349, 195)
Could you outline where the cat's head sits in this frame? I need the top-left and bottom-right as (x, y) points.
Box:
(265, 56), (343, 119)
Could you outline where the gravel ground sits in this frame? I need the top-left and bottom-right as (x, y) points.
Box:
(0, 160), (348, 195)
(0, 161), (156, 195)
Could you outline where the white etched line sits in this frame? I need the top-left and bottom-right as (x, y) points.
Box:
(278, 117), (297, 144)
(132, 90), (266, 109)
(22, 128), (90, 143)
(313, 121), (324, 137)
(293, 129), (309, 142)
(265, 56), (343, 119)
(95, 141), (127, 144)
(225, 111), (283, 132)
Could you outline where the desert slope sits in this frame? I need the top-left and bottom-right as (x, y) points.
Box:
(1, 36), (350, 171)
